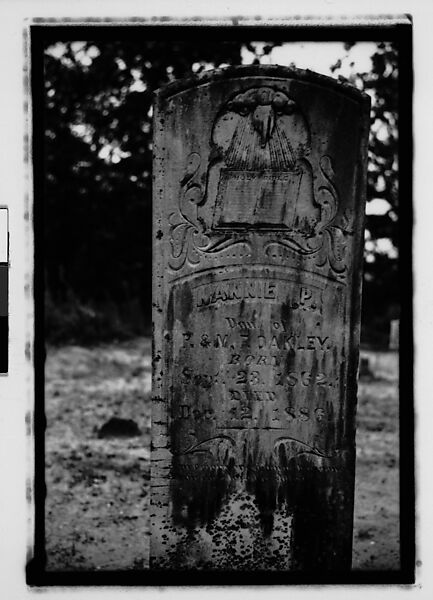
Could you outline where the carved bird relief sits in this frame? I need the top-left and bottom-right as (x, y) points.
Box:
(212, 87), (311, 171)
(171, 86), (349, 274)
(211, 87), (317, 231)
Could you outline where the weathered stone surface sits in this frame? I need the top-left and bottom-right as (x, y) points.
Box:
(151, 65), (370, 571)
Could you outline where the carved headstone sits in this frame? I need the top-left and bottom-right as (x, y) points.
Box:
(151, 66), (370, 571)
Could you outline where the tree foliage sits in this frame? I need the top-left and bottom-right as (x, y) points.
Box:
(329, 41), (399, 343)
(43, 39), (399, 345)
(44, 40), (244, 340)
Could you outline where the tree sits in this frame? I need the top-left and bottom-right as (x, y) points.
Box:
(42, 38), (399, 345)
(43, 40), (244, 341)
(329, 41), (399, 344)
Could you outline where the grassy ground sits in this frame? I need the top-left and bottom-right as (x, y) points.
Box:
(45, 339), (152, 571)
(352, 349), (400, 570)
(44, 338), (399, 571)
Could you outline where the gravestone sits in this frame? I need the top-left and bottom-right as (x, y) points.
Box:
(359, 356), (374, 380)
(151, 65), (370, 571)
(389, 318), (399, 350)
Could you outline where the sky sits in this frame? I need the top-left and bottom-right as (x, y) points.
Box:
(243, 40), (375, 77)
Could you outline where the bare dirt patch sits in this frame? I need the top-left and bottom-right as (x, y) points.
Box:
(45, 338), (151, 571)
(352, 350), (400, 571)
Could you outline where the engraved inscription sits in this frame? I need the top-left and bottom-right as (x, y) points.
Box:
(170, 269), (344, 463)
(195, 279), (320, 311)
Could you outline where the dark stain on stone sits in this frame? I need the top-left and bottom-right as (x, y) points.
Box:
(288, 465), (353, 571)
(249, 461), (278, 537)
(178, 282), (193, 328)
(166, 287), (174, 333)
(280, 297), (293, 326)
(171, 460), (236, 529)
(285, 347), (296, 373)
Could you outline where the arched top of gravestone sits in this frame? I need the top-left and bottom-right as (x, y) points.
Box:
(154, 64), (371, 108)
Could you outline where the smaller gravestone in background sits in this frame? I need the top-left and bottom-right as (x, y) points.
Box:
(359, 356), (374, 380)
(151, 66), (370, 571)
(389, 319), (399, 350)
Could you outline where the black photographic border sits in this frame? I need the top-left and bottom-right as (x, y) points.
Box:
(27, 17), (414, 586)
